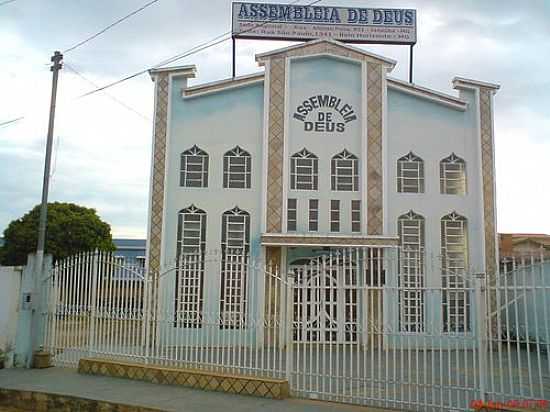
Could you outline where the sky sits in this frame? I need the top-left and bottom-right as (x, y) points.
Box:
(1, 0), (549, 239)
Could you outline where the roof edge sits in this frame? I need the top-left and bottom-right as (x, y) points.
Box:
(255, 38), (397, 68)
(388, 77), (468, 111)
(149, 65), (197, 80)
(183, 72), (264, 98)
(452, 76), (500, 92)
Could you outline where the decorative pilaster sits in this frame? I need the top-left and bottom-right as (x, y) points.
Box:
(265, 58), (286, 233)
(479, 88), (497, 276)
(147, 73), (169, 274)
(366, 63), (384, 235)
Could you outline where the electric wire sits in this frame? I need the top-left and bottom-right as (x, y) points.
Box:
(78, 0), (322, 98)
(63, 0), (162, 54)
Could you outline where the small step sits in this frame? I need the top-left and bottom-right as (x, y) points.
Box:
(78, 358), (289, 400)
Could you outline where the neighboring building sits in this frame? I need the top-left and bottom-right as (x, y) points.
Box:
(113, 238), (146, 268)
(499, 233), (550, 258)
(145, 39), (499, 339)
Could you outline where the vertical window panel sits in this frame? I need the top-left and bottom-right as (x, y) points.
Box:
(330, 200), (340, 232)
(397, 152), (424, 193)
(440, 153), (466, 195)
(176, 205), (207, 328)
(290, 148), (318, 190)
(331, 149), (359, 191)
(351, 200), (361, 233)
(287, 198), (297, 232)
(180, 145), (208, 188)
(223, 146), (251, 189)
(441, 211), (470, 332)
(398, 210), (425, 332)
(309, 199), (319, 232)
(220, 207), (250, 329)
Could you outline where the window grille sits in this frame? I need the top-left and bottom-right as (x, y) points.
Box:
(331, 149), (359, 191)
(220, 206), (250, 328)
(351, 200), (361, 233)
(308, 199), (319, 231)
(223, 146), (251, 189)
(290, 148), (318, 190)
(330, 200), (340, 232)
(180, 145), (209, 188)
(176, 205), (206, 328)
(441, 211), (470, 332)
(398, 210), (425, 332)
(397, 152), (424, 193)
(287, 199), (297, 232)
(440, 153), (466, 195)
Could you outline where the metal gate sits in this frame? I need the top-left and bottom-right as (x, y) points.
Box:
(41, 249), (550, 411)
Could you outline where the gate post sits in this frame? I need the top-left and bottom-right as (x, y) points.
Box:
(88, 250), (99, 357)
(285, 274), (295, 383)
(474, 272), (488, 402)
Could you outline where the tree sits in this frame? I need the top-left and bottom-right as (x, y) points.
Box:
(0, 202), (115, 266)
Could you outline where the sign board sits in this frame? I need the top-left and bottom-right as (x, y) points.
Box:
(232, 2), (417, 45)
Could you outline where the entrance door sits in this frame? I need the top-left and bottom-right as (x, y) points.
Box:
(290, 256), (358, 343)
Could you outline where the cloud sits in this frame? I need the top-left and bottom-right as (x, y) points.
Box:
(0, 0), (549, 237)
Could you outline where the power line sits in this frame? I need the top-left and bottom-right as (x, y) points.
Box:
(63, 0), (162, 54)
(0, 116), (24, 127)
(64, 62), (150, 121)
(0, 0), (18, 6)
(78, 0), (322, 99)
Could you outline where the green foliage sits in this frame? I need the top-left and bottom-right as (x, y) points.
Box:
(0, 202), (115, 266)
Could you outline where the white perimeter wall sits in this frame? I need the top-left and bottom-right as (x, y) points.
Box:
(0, 266), (21, 352)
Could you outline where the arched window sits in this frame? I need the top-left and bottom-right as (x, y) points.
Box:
(223, 146), (251, 189)
(220, 206), (250, 328)
(440, 153), (466, 195)
(441, 211), (469, 332)
(398, 210), (425, 332)
(331, 149), (359, 191)
(290, 148), (318, 190)
(397, 152), (424, 193)
(176, 205), (207, 327)
(180, 145), (209, 188)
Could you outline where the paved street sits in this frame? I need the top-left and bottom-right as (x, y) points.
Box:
(0, 367), (394, 412)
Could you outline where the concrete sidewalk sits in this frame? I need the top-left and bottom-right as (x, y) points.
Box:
(0, 367), (394, 412)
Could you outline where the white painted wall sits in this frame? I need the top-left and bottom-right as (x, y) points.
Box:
(286, 55), (363, 235)
(0, 266), (21, 358)
(161, 77), (264, 314)
(386, 87), (485, 282)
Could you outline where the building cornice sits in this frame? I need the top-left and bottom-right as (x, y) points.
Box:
(255, 38), (397, 70)
(261, 233), (399, 247)
(388, 77), (468, 111)
(452, 76), (500, 93)
(182, 72), (264, 99)
(149, 65), (197, 81)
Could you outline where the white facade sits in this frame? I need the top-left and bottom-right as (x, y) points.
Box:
(147, 39), (499, 339)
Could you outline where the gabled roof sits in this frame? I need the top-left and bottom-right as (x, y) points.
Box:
(255, 38), (396, 70)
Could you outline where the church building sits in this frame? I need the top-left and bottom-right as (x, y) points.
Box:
(146, 39), (499, 340)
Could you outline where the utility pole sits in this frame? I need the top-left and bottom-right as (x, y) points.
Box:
(36, 51), (63, 270)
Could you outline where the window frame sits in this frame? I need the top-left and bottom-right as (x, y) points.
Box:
(330, 200), (340, 232)
(331, 149), (359, 192)
(308, 199), (319, 232)
(440, 211), (470, 333)
(287, 198), (297, 232)
(397, 151), (424, 194)
(180, 145), (209, 188)
(351, 200), (361, 233)
(290, 148), (319, 191)
(223, 146), (251, 189)
(397, 210), (425, 333)
(440, 153), (467, 195)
